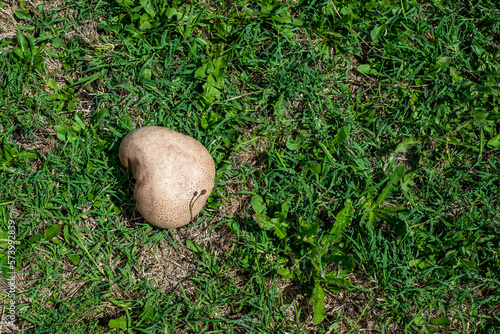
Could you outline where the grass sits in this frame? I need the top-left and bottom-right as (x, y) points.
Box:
(0, 0), (499, 333)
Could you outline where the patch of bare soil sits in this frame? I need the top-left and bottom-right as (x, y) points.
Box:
(0, 0), (65, 40)
(0, 1), (18, 41)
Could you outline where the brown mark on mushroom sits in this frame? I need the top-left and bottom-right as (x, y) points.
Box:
(119, 126), (215, 228)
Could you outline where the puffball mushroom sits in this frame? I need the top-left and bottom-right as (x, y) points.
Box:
(119, 126), (215, 229)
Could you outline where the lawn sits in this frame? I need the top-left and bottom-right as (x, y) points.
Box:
(0, 0), (499, 333)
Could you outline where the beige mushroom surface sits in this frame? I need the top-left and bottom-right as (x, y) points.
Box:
(119, 126), (215, 228)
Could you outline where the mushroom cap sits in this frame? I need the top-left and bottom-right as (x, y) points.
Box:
(119, 126), (215, 228)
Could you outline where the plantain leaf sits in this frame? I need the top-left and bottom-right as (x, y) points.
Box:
(254, 214), (287, 238)
(137, 304), (155, 325)
(413, 315), (425, 326)
(108, 315), (127, 329)
(253, 214), (274, 230)
(274, 221), (287, 239)
(69, 254), (80, 265)
(251, 195), (266, 214)
(15, 10), (31, 21)
(374, 208), (408, 236)
(329, 199), (353, 242)
(487, 133), (500, 148)
(195, 62), (208, 78)
(16, 31), (29, 55)
(331, 126), (350, 146)
(373, 164), (405, 208)
(46, 78), (59, 92)
(186, 240), (204, 254)
(297, 217), (318, 244)
(371, 25), (384, 42)
(277, 267), (293, 279)
(395, 138), (419, 154)
(322, 272), (353, 293)
(139, 68), (152, 81)
(310, 282), (326, 325)
(43, 225), (60, 240)
(28, 233), (42, 245)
